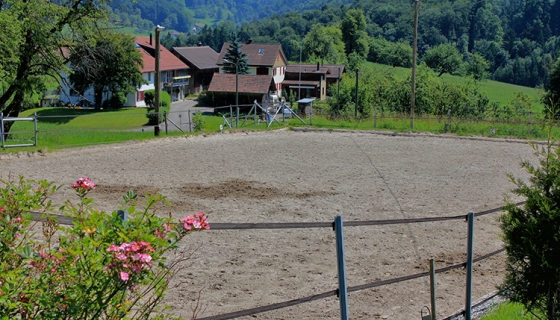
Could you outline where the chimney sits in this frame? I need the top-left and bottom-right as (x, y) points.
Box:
(197, 41), (202, 47)
(247, 38), (253, 44)
(317, 62), (320, 71)
(149, 33), (152, 46)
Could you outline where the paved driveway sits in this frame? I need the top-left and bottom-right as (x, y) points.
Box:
(166, 99), (213, 132)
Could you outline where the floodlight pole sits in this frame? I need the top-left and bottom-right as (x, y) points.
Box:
(154, 25), (165, 136)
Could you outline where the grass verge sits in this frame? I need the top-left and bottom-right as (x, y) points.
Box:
(481, 302), (537, 319)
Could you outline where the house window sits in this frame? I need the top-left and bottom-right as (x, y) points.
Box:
(256, 67), (268, 75)
(148, 73), (151, 81)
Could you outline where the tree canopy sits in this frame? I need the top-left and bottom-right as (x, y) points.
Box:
(69, 32), (146, 109)
(422, 44), (464, 77)
(0, 0), (108, 128)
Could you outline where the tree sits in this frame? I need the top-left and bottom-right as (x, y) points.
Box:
(422, 43), (464, 76)
(340, 9), (369, 58)
(222, 39), (249, 75)
(69, 32), (145, 109)
(0, 0), (108, 132)
(500, 135), (560, 319)
(544, 58), (560, 116)
(302, 24), (346, 65)
(465, 53), (490, 80)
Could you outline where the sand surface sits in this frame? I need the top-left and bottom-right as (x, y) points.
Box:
(0, 129), (537, 319)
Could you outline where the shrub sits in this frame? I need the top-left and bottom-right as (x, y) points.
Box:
(0, 176), (209, 319)
(145, 90), (171, 125)
(197, 91), (214, 107)
(500, 128), (560, 319)
(192, 111), (204, 132)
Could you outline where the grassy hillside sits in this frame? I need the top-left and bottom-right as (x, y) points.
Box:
(366, 62), (544, 111)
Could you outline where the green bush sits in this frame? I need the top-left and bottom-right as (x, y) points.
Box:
(192, 111), (204, 132)
(197, 91), (214, 107)
(0, 176), (209, 319)
(145, 90), (171, 124)
(500, 128), (560, 319)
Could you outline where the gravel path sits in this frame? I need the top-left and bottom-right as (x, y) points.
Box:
(0, 129), (536, 319)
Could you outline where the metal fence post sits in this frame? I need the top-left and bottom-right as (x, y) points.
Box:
(33, 112), (38, 147)
(188, 110), (192, 132)
(310, 103), (313, 126)
(117, 210), (127, 221)
(465, 212), (475, 320)
(164, 111), (168, 135)
(236, 106), (239, 128)
(430, 258), (437, 320)
(334, 216), (349, 320)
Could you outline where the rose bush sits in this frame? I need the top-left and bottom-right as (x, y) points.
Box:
(0, 176), (209, 319)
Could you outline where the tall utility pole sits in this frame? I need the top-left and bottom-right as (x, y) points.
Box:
(154, 25), (164, 136)
(411, 0), (419, 130)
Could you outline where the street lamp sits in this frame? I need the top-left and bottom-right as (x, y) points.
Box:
(154, 25), (164, 136)
(223, 59), (239, 128)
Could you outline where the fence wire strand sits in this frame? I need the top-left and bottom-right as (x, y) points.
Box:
(24, 204), (515, 319)
(196, 249), (506, 320)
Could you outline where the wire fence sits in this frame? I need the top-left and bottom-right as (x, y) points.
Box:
(3, 102), (558, 150)
(26, 201), (523, 319)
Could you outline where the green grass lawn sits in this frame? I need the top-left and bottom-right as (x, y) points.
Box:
(2, 107), (168, 151)
(482, 302), (538, 319)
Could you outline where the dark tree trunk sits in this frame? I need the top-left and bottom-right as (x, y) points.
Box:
(2, 90), (24, 138)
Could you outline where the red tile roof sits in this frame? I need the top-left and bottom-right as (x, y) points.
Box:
(217, 43), (287, 67)
(135, 37), (188, 73)
(208, 73), (274, 94)
(172, 46), (219, 70)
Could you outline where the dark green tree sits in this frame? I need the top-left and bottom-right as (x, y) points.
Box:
(69, 32), (146, 109)
(222, 39), (249, 75)
(544, 58), (560, 116)
(340, 9), (369, 58)
(302, 24), (346, 65)
(465, 53), (490, 80)
(422, 43), (464, 76)
(500, 134), (560, 319)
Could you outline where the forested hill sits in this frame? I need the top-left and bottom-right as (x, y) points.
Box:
(108, 0), (353, 34)
(111, 0), (560, 88)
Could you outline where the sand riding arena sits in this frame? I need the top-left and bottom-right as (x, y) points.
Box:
(0, 129), (536, 319)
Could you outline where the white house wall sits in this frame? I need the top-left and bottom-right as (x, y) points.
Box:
(128, 72), (155, 107)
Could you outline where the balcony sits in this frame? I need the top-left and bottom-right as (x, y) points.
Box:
(164, 76), (190, 87)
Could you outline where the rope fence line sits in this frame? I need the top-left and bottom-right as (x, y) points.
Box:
(24, 204), (517, 319)
(196, 249), (506, 320)
(25, 201), (525, 229)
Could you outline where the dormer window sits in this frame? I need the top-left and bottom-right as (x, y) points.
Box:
(258, 48), (264, 55)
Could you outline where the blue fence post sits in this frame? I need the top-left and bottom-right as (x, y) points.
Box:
(117, 210), (127, 222)
(334, 215), (349, 320)
(465, 212), (475, 320)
